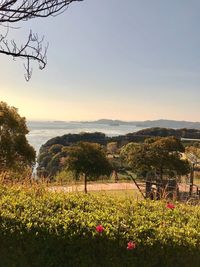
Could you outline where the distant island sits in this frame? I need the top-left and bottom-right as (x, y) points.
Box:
(81, 119), (200, 129)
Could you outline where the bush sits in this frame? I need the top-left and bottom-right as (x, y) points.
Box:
(0, 186), (199, 267)
(55, 170), (76, 184)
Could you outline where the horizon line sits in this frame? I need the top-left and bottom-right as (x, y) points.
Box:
(26, 118), (200, 124)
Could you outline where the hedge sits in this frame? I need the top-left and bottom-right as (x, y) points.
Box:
(0, 185), (199, 267)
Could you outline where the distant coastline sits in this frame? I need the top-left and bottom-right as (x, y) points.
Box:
(81, 119), (200, 129)
(28, 119), (200, 129)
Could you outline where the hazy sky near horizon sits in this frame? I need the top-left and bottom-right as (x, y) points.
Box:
(1, 0), (200, 121)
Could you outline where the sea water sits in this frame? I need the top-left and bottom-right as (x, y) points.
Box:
(27, 121), (143, 154)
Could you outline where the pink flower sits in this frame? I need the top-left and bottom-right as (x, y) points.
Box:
(96, 225), (104, 233)
(127, 241), (136, 250)
(166, 203), (175, 209)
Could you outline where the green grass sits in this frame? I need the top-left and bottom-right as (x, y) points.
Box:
(90, 189), (142, 199)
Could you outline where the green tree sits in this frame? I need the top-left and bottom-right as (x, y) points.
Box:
(65, 142), (112, 193)
(0, 101), (36, 176)
(107, 142), (118, 155)
(185, 145), (200, 163)
(121, 137), (190, 180)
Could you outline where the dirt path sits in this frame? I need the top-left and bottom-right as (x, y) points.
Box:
(49, 182), (140, 193)
(48, 182), (191, 194)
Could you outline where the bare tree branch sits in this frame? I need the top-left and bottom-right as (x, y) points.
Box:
(0, 0), (83, 80)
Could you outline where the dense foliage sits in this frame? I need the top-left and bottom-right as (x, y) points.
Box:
(65, 142), (112, 192)
(0, 186), (199, 266)
(37, 133), (108, 177)
(128, 127), (200, 139)
(66, 142), (112, 176)
(39, 128), (200, 159)
(0, 101), (35, 175)
(38, 140), (112, 179)
(121, 137), (190, 179)
(43, 132), (107, 147)
(38, 128), (200, 179)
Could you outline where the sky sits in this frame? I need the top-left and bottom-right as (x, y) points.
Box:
(1, 0), (200, 121)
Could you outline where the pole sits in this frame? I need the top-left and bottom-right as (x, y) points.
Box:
(189, 163), (194, 197)
(84, 174), (87, 193)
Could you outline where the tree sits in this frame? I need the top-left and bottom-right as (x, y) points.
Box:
(121, 137), (190, 180)
(65, 142), (112, 193)
(0, 0), (83, 80)
(185, 144), (200, 195)
(185, 145), (200, 163)
(107, 142), (118, 155)
(0, 101), (36, 176)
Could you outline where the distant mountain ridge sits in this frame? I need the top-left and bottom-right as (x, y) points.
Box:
(82, 119), (200, 129)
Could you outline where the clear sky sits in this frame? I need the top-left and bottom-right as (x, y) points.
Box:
(1, 0), (200, 121)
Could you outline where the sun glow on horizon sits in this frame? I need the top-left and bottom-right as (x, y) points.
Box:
(1, 1), (200, 122)
(1, 91), (199, 122)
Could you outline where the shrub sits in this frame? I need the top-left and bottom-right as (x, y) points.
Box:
(0, 186), (199, 266)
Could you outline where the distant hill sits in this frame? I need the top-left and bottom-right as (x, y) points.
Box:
(82, 119), (126, 126)
(83, 119), (200, 129)
(126, 127), (200, 139)
(135, 119), (200, 129)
